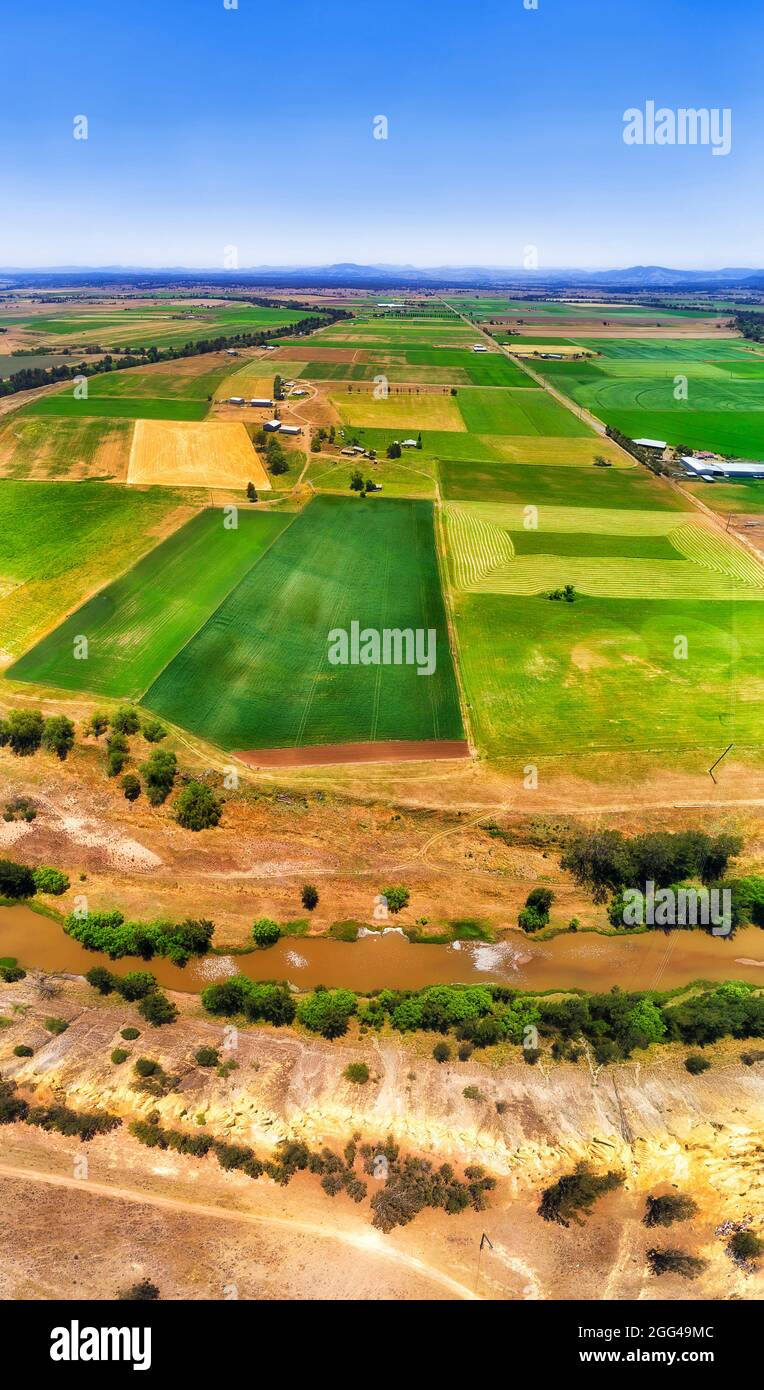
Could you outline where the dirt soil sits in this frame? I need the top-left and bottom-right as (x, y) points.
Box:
(0, 977), (762, 1301)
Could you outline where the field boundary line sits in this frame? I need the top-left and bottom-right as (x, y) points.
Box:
(433, 476), (477, 756)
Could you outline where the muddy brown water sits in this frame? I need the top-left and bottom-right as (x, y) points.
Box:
(2, 906), (764, 996)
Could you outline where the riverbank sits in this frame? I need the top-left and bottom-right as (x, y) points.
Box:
(1, 973), (762, 1301)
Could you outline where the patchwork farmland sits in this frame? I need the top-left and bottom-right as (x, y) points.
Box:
(3, 289), (764, 772)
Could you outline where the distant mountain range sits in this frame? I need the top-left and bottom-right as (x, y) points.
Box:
(1, 263), (763, 292)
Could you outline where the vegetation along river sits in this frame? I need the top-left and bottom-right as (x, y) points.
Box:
(2, 906), (764, 995)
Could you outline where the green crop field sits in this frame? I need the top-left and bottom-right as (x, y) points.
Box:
(142, 495), (463, 750)
(86, 364), (231, 399)
(455, 591), (764, 756)
(21, 395), (209, 422)
(455, 387), (591, 436)
(0, 481), (180, 660)
(8, 509), (292, 698)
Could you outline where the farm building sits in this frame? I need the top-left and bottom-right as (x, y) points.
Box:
(401, 438), (419, 449)
(227, 396), (245, 406)
(280, 425), (302, 437)
(263, 419), (282, 432)
(471, 344), (488, 353)
(633, 437), (668, 450)
(681, 456), (764, 480)
(250, 398), (274, 408)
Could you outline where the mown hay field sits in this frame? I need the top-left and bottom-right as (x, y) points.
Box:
(0, 415), (133, 481)
(332, 391), (465, 431)
(127, 419), (270, 490)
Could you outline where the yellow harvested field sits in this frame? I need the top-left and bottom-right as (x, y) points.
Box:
(332, 391), (466, 431)
(127, 419), (270, 490)
(510, 344), (594, 357)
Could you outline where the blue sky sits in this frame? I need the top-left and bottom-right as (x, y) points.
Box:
(1, 0), (760, 269)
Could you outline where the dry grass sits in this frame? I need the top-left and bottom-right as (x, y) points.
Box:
(127, 419), (270, 490)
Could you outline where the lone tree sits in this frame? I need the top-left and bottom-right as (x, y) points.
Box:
(252, 918), (281, 948)
(538, 1163), (624, 1227)
(42, 715), (75, 761)
(173, 781), (222, 831)
(246, 481), (258, 501)
(381, 886), (410, 915)
(646, 1247), (706, 1280)
(301, 883), (319, 911)
(644, 1194), (699, 1228)
(0, 710), (44, 756)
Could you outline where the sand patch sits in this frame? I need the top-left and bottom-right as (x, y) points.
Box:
(127, 419), (270, 490)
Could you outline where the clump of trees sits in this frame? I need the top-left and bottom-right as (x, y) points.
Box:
(0, 858), (69, 902)
(69, 912), (214, 965)
(0, 1076), (121, 1141)
(538, 1163), (624, 1227)
(201, 975), (296, 1026)
(518, 887), (555, 933)
(297, 988), (358, 1038)
(561, 827), (742, 904)
(0, 711), (75, 760)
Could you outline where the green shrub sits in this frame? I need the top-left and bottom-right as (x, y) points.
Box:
(111, 1048), (129, 1065)
(344, 1062), (370, 1084)
(194, 1046), (220, 1067)
(381, 886), (410, 915)
(301, 883), (319, 911)
(685, 1053), (711, 1075)
(138, 991), (178, 1027)
(134, 1057), (159, 1077)
(121, 1027), (140, 1040)
(251, 918), (281, 948)
(13, 1044), (34, 1057)
(728, 1230), (764, 1263)
(433, 1042), (451, 1063)
(141, 719), (167, 744)
(32, 866), (70, 896)
(644, 1194), (699, 1227)
(44, 1017), (69, 1035)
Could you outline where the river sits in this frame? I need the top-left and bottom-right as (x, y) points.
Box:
(2, 906), (764, 995)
